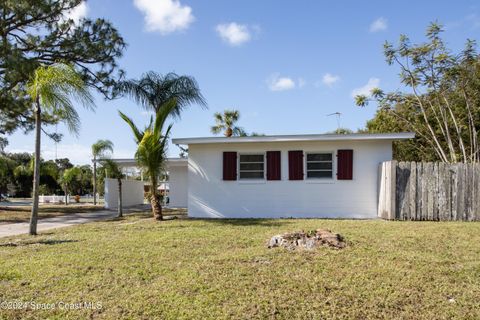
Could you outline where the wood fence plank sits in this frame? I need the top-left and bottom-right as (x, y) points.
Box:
(396, 162), (410, 220)
(409, 162), (417, 220)
(433, 162), (439, 221)
(474, 164), (480, 221)
(465, 164), (473, 221)
(416, 162), (424, 220)
(425, 163), (434, 220)
(475, 164), (480, 221)
(437, 162), (448, 221)
(457, 164), (465, 221)
(390, 161), (397, 220)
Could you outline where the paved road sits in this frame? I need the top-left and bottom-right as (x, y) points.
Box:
(0, 210), (118, 238)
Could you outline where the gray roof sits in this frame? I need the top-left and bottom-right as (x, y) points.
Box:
(94, 157), (187, 167)
(172, 132), (415, 145)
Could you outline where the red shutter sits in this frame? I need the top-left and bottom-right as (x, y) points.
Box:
(337, 149), (353, 180)
(266, 151), (281, 180)
(288, 150), (303, 180)
(223, 152), (237, 180)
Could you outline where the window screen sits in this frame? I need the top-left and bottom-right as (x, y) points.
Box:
(239, 154), (264, 179)
(306, 153), (333, 178)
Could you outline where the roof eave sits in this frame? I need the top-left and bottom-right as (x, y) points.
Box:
(172, 132), (415, 145)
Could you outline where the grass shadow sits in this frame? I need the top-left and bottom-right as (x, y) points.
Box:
(0, 239), (79, 247)
(196, 218), (295, 227)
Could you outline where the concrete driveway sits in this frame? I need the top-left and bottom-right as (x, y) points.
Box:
(0, 204), (161, 238)
(0, 210), (117, 238)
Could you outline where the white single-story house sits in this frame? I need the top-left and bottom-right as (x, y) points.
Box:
(172, 132), (414, 219)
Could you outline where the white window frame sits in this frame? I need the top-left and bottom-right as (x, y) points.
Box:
(305, 151), (334, 180)
(238, 152), (266, 180)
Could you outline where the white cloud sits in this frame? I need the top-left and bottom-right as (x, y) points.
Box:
(216, 23), (251, 46)
(64, 1), (88, 24)
(133, 0), (195, 35)
(321, 73), (340, 87)
(267, 74), (296, 91)
(351, 78), (380, 97)
(369, 17), (387, 32)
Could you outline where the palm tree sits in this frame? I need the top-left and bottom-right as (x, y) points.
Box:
(101, 159), (124, 218)
(26, 63), (94, 235)
(211, 109), (245, 137)
(116, 72), (207, 116)
(91, 140), (114, 205)
(119, 99), (176, 220)
(60, 167), (82, 205)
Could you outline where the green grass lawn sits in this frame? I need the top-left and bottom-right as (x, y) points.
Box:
(0, 216), (479, 319)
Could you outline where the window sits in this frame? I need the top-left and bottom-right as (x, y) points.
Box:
(306, 153), (333, 178)
(239, 154), (265, 179)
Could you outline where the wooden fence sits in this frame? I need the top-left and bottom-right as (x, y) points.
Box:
(378, 161), (480, 221)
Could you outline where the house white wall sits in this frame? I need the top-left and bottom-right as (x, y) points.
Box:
(104, 178), (144, 209)
(168, 165), (188, 208)
(187, 140), (393, 218)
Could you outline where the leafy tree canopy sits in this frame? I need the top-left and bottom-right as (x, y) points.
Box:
(357, 22), (480, 163)
(0, 0), (126, 137)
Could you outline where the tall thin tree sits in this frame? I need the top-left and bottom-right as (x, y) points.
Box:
(26, 63), (94, 235)
(91, 140), (114, 205)
(116, 72), (206, 219)
(101, 159), (124, 218)
(119, 100), (176, 220)
(60, 167), (81, 205)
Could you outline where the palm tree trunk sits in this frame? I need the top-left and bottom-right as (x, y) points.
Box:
(150, 174), (162, 220)
(64, 184), (68, 205)
(117, 178), (123, 218)
(93, 157), (97, 205)
(151, 193), (162, 220)
(225, 127), (233, 137)
(29, 99), (41, 235)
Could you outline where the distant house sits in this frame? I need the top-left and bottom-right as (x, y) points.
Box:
(172, 132), (414, 218)
(102, 157), (188, 209)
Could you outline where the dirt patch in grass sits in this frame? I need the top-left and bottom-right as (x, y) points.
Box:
(0, 204), (105, 224)
(0, 218), (479, 319)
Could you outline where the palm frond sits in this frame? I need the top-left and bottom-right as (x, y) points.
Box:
(233, 127), (247, 136)
(153, 99), (177, 137)
(115, 71), (207, 118)
(211, 125), (224, 134)
(27, 63), (95, 135)
(92, 139), (114, 158)
(118, 111), (144, 143)
(100, 159), (124, 179)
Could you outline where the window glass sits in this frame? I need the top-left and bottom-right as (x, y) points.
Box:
(306, 153), (333, 179)
(239, 154), (264, 179)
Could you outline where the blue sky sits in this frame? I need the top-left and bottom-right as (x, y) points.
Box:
(6, 0), (480, 164)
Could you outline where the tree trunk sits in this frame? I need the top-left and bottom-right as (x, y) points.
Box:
(149, 174), (162, 220)
(29, 100), (41, 235)
(151, 193), (162, 220)
(225, 127), (233, 137)
(117, 178), (123, 218)
(64, 184), (68, 205)
(93, 157), (97, 205)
